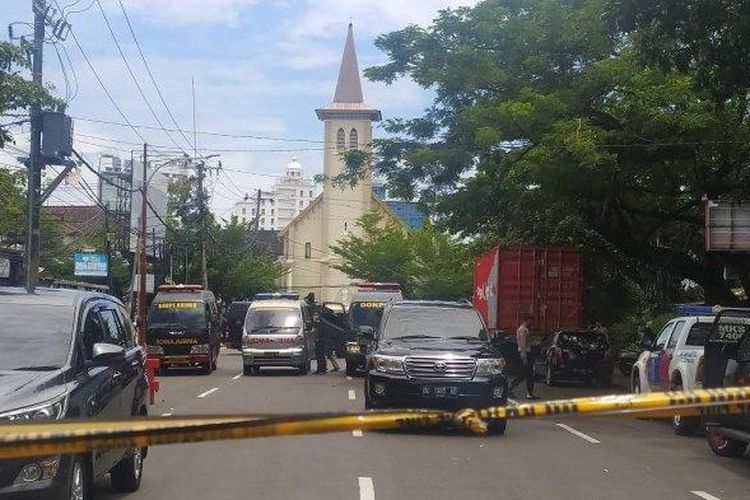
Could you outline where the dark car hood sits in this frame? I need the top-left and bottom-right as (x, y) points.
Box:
(376, 338), (496, 358)
(0, 369), (67, 414)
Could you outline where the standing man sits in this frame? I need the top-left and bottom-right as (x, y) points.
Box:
(306, 293), (327, 374)
(510, 315), (539, 400)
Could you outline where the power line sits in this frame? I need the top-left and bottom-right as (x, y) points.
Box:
(93, 0), (188, 154)
(69, 115), (327, 144)
(115, 0), (195, 154)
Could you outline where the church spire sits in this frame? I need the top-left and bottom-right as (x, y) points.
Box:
(332, 23), (363, 104)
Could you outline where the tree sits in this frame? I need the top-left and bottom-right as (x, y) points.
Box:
(330, 211), (413, 289)
(410, 223), (472, 300)
(0, 167), (26, 245)
(331, 211), (472, 300)
(337, 0), (750, 318)
(0, 41), (61, 147)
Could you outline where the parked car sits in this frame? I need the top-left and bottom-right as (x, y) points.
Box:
(345, 284), (403, 376)
(631, 314), (713, 434)
(0, 286), (149, 499)
(534, 330), (613, 387)
(364, 300), (508, 434)
(222, 301), (251, 349)
(146, 284), (221, 374)
(702, 308), (750, 458)
(242, 297), (315, 375)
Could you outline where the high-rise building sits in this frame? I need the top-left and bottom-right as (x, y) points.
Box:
(232, 157), (319, 231)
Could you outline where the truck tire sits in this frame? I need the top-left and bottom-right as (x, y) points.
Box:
(345, 360), (357, 377)
(545, 365), (556, 386)
(671, 380), (699, 435)
(706, 427), (748, 458)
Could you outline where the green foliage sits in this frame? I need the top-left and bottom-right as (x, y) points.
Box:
(0, 168), (26, 245)
(207, 217), (288, 302)
(331, 211), (472, 300)
(330, 211), (413, 286)
(0, 42), (62, 147)
(340, 0), (750, 324)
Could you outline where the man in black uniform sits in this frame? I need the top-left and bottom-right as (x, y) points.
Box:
(306, 293), (327, 374)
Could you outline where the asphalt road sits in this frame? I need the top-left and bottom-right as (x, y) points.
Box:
(93, 349), (750, 500)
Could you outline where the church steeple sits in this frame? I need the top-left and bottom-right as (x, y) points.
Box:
(333, 23), (363, 104)
(316, 23), (381, 121)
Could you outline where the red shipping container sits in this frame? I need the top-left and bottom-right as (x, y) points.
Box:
(473, 246), (581, 335)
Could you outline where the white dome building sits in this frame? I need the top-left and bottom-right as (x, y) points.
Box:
(232, 156), (320, 231)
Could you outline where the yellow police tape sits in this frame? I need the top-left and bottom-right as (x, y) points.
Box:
(0, 387), (748, 459)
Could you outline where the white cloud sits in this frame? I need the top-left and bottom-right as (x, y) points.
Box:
(120, 0), (263, 26)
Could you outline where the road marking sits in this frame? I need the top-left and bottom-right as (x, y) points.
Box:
(352, 429), (363, 437)
(348, 389), (356, 400)
(197, 387), (219, 399)
(691, 492), (721, 500)
(231, 373), (242, 381)
(161, 412), (172, 417)
(347, 376), (353, 380)
(555, 423), (601, 444)
(358, 477), (375, 500)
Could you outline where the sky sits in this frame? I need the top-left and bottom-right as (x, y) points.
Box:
(0, 0), (478, 218)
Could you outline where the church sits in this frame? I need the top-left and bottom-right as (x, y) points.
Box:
(279, 23), (403, 303)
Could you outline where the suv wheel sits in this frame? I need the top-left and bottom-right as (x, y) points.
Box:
(487, 419), (507, 435)
(60, 456), (88, 500)
(671, 382), (699, 435)
(706, 427), (748, 458)
(110, 447), (145, 493)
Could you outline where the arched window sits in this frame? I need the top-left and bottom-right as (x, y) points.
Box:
(349, 128), (358, 150)
(336, 128), (346, 150)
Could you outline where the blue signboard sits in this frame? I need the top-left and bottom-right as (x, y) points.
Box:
(74, 253), (108, 277)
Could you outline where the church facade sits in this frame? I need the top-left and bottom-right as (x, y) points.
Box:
(279, 24), (402, 303)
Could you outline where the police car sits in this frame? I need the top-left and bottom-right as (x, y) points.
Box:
(631, 313), (714, 435)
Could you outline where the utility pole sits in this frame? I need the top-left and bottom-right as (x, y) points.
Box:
(137, 143), (148, 346)
(24, 0), (45, 292)
(192, 77), (208, 289)
(105, 212), (112, 292)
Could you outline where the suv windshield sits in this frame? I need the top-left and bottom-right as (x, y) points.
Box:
(381, 306), (484, 340)
(0, 304), (72, 370)
(686, 322), (713, 346)
(149, 301), (206, 330)
(350, 301), (387, 328)
(245, 308), (301, 333)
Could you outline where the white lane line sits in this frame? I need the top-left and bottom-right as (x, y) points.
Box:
(555, 423), (601, 444)
(358, 477), (375, 500)
(691, 491), (721, 500)
(161, 412), (172, 417)
(348, 389), (356, 401)
(352, 429), (363, 437)
(347, 376), (353, 381)
(197, 387), (219, 399)
(231, 373), (242, 381)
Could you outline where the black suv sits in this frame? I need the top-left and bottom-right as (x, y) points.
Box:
(0, 286), (149, 499)
(702, 308), (750, 458)
(364, 301), (508, 434)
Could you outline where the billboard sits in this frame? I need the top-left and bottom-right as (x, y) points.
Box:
(705, 199), (750, 252)
(74, 253), (108, 277)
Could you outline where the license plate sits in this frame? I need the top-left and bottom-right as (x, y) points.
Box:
(265, 351), (280, 357)
(347, 344), (361, 354)
(421, 386), (458, 398)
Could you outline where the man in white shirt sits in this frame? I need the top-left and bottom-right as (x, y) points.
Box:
(510, 315), (539, 400)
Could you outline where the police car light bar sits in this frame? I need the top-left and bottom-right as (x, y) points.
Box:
(355, 282), (402, 291)
(254, 292), (300, 300)
(158, 284), (203, 293)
